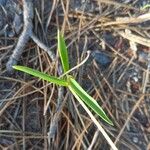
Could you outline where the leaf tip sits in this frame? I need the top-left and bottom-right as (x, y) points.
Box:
(107, 119), (114, 126)
(102, 112), (114, 126)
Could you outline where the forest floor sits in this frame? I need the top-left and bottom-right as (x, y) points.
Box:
(0, 0), (150, 149)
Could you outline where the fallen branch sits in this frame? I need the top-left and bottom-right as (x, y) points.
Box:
(6, 0), (33, 71)
(7, 0), (56, 72)
(6, 0), (64, 143)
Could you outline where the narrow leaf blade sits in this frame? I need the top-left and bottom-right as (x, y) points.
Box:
(57, 30), (69, 73)
(13, 65), (68, 86)
(68, 77), (113, 125)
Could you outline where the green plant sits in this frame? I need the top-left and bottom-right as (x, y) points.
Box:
(13, 30), (113, 125)
(141, 4), (150, 10)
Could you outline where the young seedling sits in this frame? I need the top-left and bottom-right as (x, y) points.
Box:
(13, 30), (118, 150)
(13, 30), (113, 125)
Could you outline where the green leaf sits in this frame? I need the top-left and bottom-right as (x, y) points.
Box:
(13, 65), (68, 86)
(68, 77), (113, 125)
(141, 4), (150, 10)
(57, 30), (69, 73)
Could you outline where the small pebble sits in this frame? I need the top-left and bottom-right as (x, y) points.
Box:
(91, 50), (112, 68)
(138, 51), (148, 63)
(133, 136), (138, 143)
(132, 76), (138, 82)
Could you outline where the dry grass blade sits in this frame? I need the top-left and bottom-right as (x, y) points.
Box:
(118, 30), (150, 47)
(95, 0), (139, 10)
(114, 95), (144, 145)
(101, 13), (150, 26)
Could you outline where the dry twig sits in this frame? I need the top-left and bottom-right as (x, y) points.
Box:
(6, 0), (64, 144)
(7, 0), (56, 72)
(7, 0), (33, 71)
